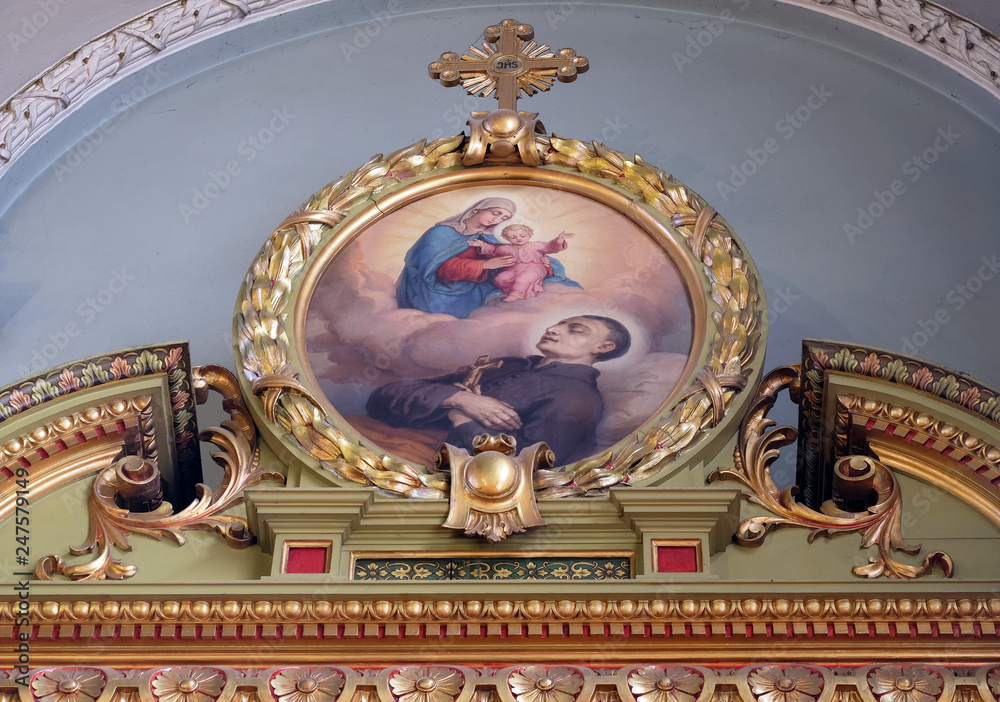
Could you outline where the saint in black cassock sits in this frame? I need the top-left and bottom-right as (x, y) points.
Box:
(366, 355), (604, 463)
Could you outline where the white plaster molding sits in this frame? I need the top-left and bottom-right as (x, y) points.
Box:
(0, 0), (999, 178)
(0, 0), (304, 173)
(785, 0), (1000, 93)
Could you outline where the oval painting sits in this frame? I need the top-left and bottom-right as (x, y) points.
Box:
(303, 184), (695, 467)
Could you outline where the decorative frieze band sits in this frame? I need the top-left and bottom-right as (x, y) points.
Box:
(3, 664), (999, 702)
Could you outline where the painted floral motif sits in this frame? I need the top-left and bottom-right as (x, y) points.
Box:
(868, 666), (943, 702)
(628, 666), (703, 702)
(57, 368), (81, 392)
(910, 366), (935, 390)
(509, 667), (583, 702)
(930, 374), (961, 402)
(389, 667), (463, 702)
(353, 556), (631, 581)
(859, 352), (881, 376)
(748, 667), (823, 702)
(958, 385), (981, 410)
(31, 669), (106, 702)
(8, 388), (31, 412)
(108, 356), (134, 379)
(270, 667), (344, 702)
(151, 668), (226, 702)
(30, 378), (59, 405)
(0, 344), (198, 460)
(879, 358), (909, 383)
(830, 348), (859, 373)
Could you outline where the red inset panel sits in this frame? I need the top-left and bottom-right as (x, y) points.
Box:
(285, 546), (329, 574)
(655, 544), (699, 573)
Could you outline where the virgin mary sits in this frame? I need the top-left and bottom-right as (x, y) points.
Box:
(395, 197), (579, 318)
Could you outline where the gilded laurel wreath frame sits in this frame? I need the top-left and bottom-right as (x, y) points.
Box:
(234, 133), (765, 497)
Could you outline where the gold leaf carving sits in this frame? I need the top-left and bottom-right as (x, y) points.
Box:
(34, 366), (282, 581)
(709, 366), (954, 579)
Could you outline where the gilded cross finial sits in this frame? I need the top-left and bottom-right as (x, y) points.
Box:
(428, 19), (589, 112)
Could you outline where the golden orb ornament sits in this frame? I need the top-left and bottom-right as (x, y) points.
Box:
(465, 452), (520, 498)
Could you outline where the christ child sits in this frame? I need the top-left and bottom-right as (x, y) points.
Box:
(468, 224), (575, 302)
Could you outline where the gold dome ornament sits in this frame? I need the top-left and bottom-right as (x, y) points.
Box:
(440, 434), (552, 542)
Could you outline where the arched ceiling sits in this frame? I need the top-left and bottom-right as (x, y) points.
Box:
(1, 0), (998, 405)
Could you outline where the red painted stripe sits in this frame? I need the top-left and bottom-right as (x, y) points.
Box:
(904, 430), (917, 442)
(884, 423), (896, 435)
(865, 418), (876, 431)
(116, 420), (127, 433)
(1, 467), (13, 479)
(75, 432), (87, 443)
(18, 457), (31, 468)
(55, 440), (67, 451)
(35, 448), (49, 459)
(95, 426), (106, 437)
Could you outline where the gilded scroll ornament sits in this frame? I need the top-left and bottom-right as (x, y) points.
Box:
(270, 668), (344, 702)
(709, 366), (953, 579)
(34, 365), (282, 581)
(388, 668), (463, 702)
(509, 668), (583, 702)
